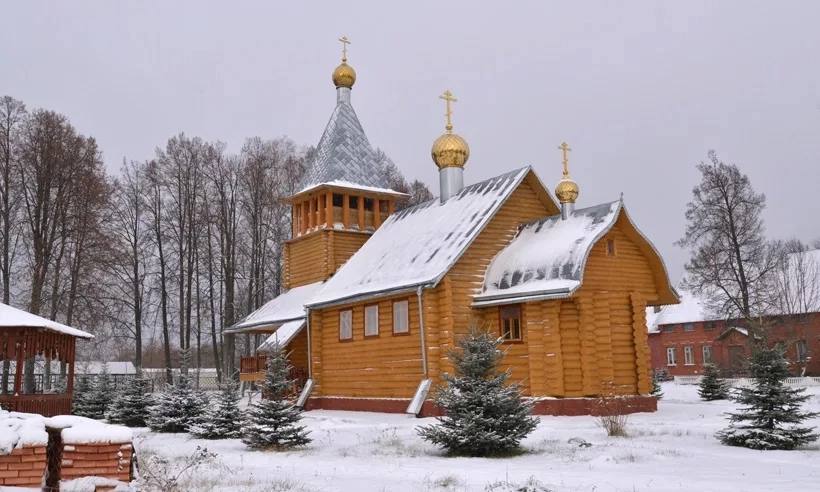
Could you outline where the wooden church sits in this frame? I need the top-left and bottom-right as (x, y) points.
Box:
(227, 39), (679, 416)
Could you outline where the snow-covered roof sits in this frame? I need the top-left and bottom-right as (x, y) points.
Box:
(75, 361), (136, 375)
(308, 167), (532, 308)
(297, 180), (406, 198)
(474, 201), (621, 306)
(0, 302), (93, 339)
(226, 281), (323, 333)
(298, 89), (399, 194)
(645, 290), (715, 332)
(256, 320), (306, 352)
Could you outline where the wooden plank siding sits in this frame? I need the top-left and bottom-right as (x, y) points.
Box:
(284, 232), (329, 289)
(330, 230), (371, 273)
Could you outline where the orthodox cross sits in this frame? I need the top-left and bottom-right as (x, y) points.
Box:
(338, 36), (351, 62)
(558, 141), (572, 176)
(439, 90), (457, 132)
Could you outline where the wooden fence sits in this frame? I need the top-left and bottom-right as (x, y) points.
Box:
(675, 375), (820, 386)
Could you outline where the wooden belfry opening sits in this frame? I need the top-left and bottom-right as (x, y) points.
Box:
(0, 303), (92, 416)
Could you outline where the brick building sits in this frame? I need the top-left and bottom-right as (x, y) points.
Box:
(647, 292), (820, 377)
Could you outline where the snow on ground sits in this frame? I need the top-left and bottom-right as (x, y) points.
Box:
(135, 384), (820, 491)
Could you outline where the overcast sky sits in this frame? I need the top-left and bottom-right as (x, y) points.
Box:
(2, 1), (819, 282)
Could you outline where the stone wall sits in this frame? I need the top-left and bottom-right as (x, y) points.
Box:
(0, 444), (47, 487)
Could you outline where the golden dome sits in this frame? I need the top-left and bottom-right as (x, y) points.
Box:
(432, 132), (470, 169)
(555, 177), (579, 204)
(332, 62), (356, 89)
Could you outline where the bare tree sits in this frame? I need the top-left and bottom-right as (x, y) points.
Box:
(677, 151), (778, 322)
(769, 239), (820, 316)
(0, 96), (25, 304)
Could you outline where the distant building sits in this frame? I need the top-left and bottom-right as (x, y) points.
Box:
(647, 290), (820, 377)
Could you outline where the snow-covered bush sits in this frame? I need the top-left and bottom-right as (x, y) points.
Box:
(717, 346), (818, 450)
(242, 343), (310, 450)
(698, 363), (730, 401)
(106, 376), (153, 427)
(146, 372), (208, 433)
(189, 378), (242, 439)
(417, 329), (538, 456)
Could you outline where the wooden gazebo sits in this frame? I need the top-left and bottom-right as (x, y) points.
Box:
(0, 302), (93, 416)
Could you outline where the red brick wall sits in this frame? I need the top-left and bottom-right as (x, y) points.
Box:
(0, 445), (47, 487)
(60, 442), (132, 483)
(649, 312), (820, 376)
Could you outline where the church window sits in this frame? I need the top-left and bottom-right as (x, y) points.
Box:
(364, 198), (374, 211)
(365, 304), (379, 337)
(606, 239), (616, 256)
(332, 193), (344, 207)
(349, 196), (359, 209)
(339, 310), (353, 341)
(500, 305), (522, 341)
(392, 300), (409, 334)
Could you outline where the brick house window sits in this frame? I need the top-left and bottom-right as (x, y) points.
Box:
(684, 345), (694, 365)
(797, 340), (809, 362)
(392, 300), (409, 334)
(704, 321), (715, 331)
(702, 345), (712, 364)
(500, 305), (522, 341)
(339, 310), (353, 340)
(683, 323), (695, 332)
(666, 347), (677, 366)
(662, 325), (675, 333)
(364, 304), (379, 337)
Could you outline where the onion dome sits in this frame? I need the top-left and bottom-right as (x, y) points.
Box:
(431, 90), (469, 169)
(554, 142), (579, 204)
(332, 36), (356, 89)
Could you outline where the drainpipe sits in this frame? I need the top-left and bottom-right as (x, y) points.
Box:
(416, 286), (428, 377)
(305, 308), (312, 379)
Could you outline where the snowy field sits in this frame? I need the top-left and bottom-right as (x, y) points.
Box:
(135, 383), (820, 492)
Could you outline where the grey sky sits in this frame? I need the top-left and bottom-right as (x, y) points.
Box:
(3, 1), (819, 282)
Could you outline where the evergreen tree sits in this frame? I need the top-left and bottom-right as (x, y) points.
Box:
(83, 366), (114, 420)
(189, 378), (242, 439)
(651, 374), (664, 400)
(71, 374), (94, 417)
(241, 344), (310, 450)
(698, 363), (730, 401)
(717, 347), (819, 450)
(106, 376), (154, 427)
(417, 329), (539, 456)
(146, 351), (208, 433)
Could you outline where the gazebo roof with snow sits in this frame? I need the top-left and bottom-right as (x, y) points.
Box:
(0, 303), (93, 339)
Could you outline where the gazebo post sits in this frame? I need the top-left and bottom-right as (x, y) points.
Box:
(66, 337), (75, 394)
(13, 339), (23, 396)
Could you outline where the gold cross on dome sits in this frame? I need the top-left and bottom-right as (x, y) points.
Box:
(558, 142), (572, 176)
(338, 36), (351, 62)
(439, 90), (457, 132)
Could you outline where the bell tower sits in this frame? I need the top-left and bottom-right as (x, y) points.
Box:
(284, 37), (406, 289)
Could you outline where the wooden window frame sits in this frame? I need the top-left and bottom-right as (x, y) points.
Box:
(364, 303), (380, 338)
(702, 345), (712, 364)
(392, 299), (410, 335)
(339, 309), (353, 342)
(606, 238), (616, 257)
(499, 304), (523, 343)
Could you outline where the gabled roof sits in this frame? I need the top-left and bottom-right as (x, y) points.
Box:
(309, 167), (537, 308)
(474, 200), (678, 307)
(256, 320), (306, 352)
(0, 302), (93, 339)
(225, 281), (323, 333)
(298, 93), (397, 193)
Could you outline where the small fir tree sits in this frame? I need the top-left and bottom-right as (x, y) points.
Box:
(146, 350), (208, 433)
(84, 365), (114, 420)
(717, 347), (819, 450)
(651, 374), (664, 400)
(417, 329), (539, 456)
(71, 375), (94, 417)
(241, 344), (310, 450)
(106, 376), (154, 427)
(698, 363), (730, 401)
(189, 378), (242, 439)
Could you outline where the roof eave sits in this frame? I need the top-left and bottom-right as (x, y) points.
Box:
(224, 315), (306, 334)
(472, 286), (576, 308)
